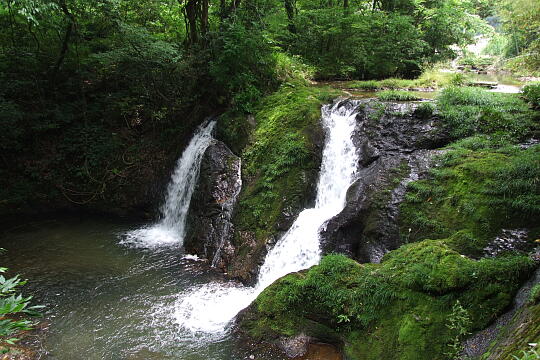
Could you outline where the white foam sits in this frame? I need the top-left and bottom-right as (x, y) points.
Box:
(121, 120), (216, 249)
(172, 100), (361, 337)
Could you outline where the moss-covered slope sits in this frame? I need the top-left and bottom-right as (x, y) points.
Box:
(221, 83), (342, 282)
(237, 87), (540, 359)
(238, 249), (536, 360)
(399, 140), (540, 257)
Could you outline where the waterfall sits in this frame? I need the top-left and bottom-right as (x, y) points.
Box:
(120, 120), (216, 249)
(173, 100), (361, 338)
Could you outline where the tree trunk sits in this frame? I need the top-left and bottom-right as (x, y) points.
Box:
(51, 0), (75, 80)
(284, 0), (297, 33)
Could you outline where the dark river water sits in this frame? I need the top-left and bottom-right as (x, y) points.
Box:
(0, 217), (285, 360)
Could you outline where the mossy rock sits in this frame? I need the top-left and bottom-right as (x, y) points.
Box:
(237, 246), (536, 360)
(399, 140), (540, 257)
(226, 84), (342, 282)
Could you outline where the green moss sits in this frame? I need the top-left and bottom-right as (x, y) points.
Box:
(240, 84), (340, 221)
(400, 141), (540, 257)
(240, 246), (535, 360)
(436, 87), (536, 141)
(215, 111), (253, 155)
(530, 284), (540, 305)
(229, 83), (341, 276)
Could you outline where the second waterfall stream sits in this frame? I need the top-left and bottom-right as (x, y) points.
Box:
(173, 100), (361, 338)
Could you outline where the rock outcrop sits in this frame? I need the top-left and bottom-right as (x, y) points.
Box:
(320, 100), (450, 262)
(463, 266), (540, 359)
(184, 139), (242, 269)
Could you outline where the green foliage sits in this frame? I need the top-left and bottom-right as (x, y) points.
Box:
(400, 139), (540, 256)
(348, 70), (469, 91)
(209, 20), (279, 112)
(436, 87), (534, 140)
(274, 53), (315, 84)
(482, 33), (510, 57)
(513, 349), (540, 360)
(243, 243), (534, 360)
(288, 11), (431, 79)
(377, 90), (420, 101)
(458, 54), (494, 68)
(497, 0), (540, 73)
(522, 83), (540, 109)
(444, 301), (472, 359)
(414, 102), (435, 119)
(529, 285), (540, 305)
(0, 265), (42, 349)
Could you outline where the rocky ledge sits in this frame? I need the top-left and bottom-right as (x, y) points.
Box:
(320, 99), (450, 263)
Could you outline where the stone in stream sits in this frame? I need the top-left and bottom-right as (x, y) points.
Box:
(470, 81), (498, 89)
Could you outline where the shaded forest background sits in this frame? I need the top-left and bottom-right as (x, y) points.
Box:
(0, 0), (538, 215)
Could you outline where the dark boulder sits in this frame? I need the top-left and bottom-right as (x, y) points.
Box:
(185, 139), (242, 269)
(320, 100), (450, 262)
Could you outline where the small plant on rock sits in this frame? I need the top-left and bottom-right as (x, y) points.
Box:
(512, 348), (540, 360)
(529, 284), (540, 305)
(444, 300), (472, 359)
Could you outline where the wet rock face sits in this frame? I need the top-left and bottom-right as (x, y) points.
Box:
(185, 140), (241, 269)
(320, 100), (450, 263)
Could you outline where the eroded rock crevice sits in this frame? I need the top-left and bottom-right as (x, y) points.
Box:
(321, 100), (450, 263)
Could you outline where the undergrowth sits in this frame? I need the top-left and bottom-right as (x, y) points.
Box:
(436, 87), (536, 141)
(348, 70), (468, 91)
(0, 260), (42, 353)
(377, 90), (420, 101)
(400, 138), (540, 256)
(243, 248), (535, 360)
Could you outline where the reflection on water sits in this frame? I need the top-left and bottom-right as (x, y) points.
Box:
(0, 218), (285, 360)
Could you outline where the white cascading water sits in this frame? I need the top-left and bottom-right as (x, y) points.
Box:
(120, 120), (216, 249)
(173, 100), (361, 338)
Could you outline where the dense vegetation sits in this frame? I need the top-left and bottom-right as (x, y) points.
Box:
(1, 0), (539, 358)
(239, 86), (540, 359)
(0, 0), (496, 216)
(484, 0), (540, 75)
(0, 259), (42, 353)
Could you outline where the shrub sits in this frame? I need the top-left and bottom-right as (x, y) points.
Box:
(0, 265), (42, 350)
(414, 102), (435, 118)
(522, 83), (540, 109)
(209, 19), (279, 113)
